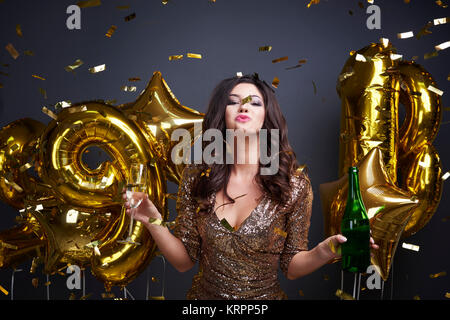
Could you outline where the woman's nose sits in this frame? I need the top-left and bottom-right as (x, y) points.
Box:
(238, 104), (249, 113)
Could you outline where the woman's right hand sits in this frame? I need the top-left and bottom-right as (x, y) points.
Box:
(122, 189), (162, 225)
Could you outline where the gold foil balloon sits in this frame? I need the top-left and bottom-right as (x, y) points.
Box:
(321, 40), (444, 280)
(0, 71), (204, 290)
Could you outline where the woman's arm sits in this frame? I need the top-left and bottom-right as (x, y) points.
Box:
(123, 192), (196, 273)
(286, 234), (379, 280)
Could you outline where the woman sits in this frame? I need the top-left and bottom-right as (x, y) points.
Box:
(123, 73), (378, 299)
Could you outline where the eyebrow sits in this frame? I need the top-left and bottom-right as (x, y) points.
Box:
(229, 94), (262, 99)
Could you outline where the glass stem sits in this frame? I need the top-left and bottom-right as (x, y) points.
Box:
(129, 208), (134, 237)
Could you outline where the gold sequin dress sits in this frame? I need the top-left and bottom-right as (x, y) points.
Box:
(173, 164), (313, 300)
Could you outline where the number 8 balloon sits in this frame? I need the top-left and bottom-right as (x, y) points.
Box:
(320, 40), (444, 280)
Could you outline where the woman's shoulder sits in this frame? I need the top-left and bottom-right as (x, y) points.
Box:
(283, 165), (313, 211)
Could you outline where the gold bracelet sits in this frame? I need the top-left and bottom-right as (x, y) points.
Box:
(148, 217), (175, 228)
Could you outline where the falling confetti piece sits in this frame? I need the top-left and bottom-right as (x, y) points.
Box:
(397, 31), (414, 39)
(128, 77), (141, 82)
(65, 59), (84, 72)
(32, 278), (39, 288)
(169, 55), (183, 61)
(298, 290), (305, 296)
(335, 289), (355, 300)
(436, 0), (448, 8)
(24, 50), (34, 56)
(435, 41), (450, 51)
(272, 56), (288, 63)
(416, 22), (433, 39)
(102, 292), (115, 299)
(442, 172), (450, 180)
(32, 74), (46, 81)
(259, 46), (272, 52)
(116, 5), (130, 10)
(434, 17), (449, 25)
(94, 245), (101, 256)
(69, 293), (76, 300)
(39, 88), (47, 100)
(307, 0), (320, 8)
(429, 271), (447, 278)
(162, 0), (169, 4)
(121, 86), (137, 92)
(16, 24), (23, 37)
(272, 77), (280, 88)
(5, 43), (19, 59)
(349, 10), (353, 15)
(105, 25), (117, 38)
(323, 274), (329, 281)
(380, 38), (390, 48)
(76, 0), (102, 8)
(413, 295), (420, 300)
(445, 292), (450, 298)
(390, 53), (403, 60)
(149, 296), (165, 300)
(89, 64), (106, 73)
(428, 85), (444, 96)
(402, 242), (420, 251)
(236, 72), (243, 77)
(355, 54), (367, 62)
(44, 281), (51, 286)
(358, 2), (364, 9)
(80, 293), (92, 300)
(424, 51), (439, 60)
(241, 95), (252, 105)
(312, 81), (317, 94)
(152, 277), (158, 282)
(124, 13), (136, 22)
(274, 227), (287, 238)
(42, 107), (57, 119)
(0, 284), (8, 295)
(187, 53), (202, 59)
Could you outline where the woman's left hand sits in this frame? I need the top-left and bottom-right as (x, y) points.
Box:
(316, 234), (379, 262)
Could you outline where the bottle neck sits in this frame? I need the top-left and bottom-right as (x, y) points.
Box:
(348, 169), (363, 202)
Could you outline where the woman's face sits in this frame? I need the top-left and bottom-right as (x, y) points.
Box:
(225, 83), (265, 133)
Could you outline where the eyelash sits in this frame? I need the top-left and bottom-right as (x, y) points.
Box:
(227, 101), (262, 107)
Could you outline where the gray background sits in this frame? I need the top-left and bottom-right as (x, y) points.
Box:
(0, 0), (449, 300)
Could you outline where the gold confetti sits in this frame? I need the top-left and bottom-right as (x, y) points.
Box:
(0, 240), (18, 250)
(5, 43), (19, 59)
(32, 75), (46, 81)
(424, 51), (439, 60)
(24, 50), (34, 56)
(80, 293), (92, 300)
(0, 284), (9, 295)
(149, 296), (165, 300)
(105, 25), (117, 38)
(19, 163), (32, 173)
(76, 0), (101, 8)
(0, 83), (3, 89)
(307, 0), (320, 8)
(272, 56), (288, 63)
(435, 41), (450, 51)
(89, 64), (106, 73)
(434, 17), (449, 25)
(124, 13), (136, 22)
(429, 271), (447, 278)
(31, 278), (39, 288)
(65, 59), (84, 72)
(39, 88), (47, 99)
(69, 293), (76, 300)
(236, 72), (243, 77)
(427, 85), (444, 96)
(413, 295), (420, 300)
(298, 289), (305, 296)
(102, 292), (115, 299)
(169, 55), (183, 60)
(312, 80), (317, 94)
(445, 292), (450, 298)
(358, 2), (364, 9)
(402, 242), (420, 251)
(44, 281), (51, 286)
(152, 277), (158, 282)
(274, 227), (287, 238)
(323, 274), (329, 281)
(397, 31), (414, 39)
(417, 22), (433, 39)
(187, 53), (202, 59)
(116, 5), (130, 10)
(220, 218), (235, 232)
(241, 95), (252, 105)
(42, 107), (57, 120)
(335, 289), (355, 300)
(442, 172), (450, 180)
(16, 24), (23, 37)
(128, 77), (141, 82)
(162, 0), (169, 4)
(436, 0), (448, 8)
(272, 76), (280, 88)
(121, 86), (137, 92)
(259, 46), (272, 52)
(411, 55), (418, 60)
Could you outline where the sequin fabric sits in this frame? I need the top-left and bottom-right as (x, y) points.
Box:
(173, 164), (313, 300)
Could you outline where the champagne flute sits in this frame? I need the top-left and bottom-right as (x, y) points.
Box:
(118, 163), (147, 245)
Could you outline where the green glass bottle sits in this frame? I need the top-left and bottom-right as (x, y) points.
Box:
(341, 166), (371, 273)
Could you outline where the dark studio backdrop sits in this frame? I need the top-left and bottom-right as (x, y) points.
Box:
(0, 0), (449, 301)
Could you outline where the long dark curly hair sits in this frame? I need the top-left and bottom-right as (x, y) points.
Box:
(191, 73), (301, 212)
